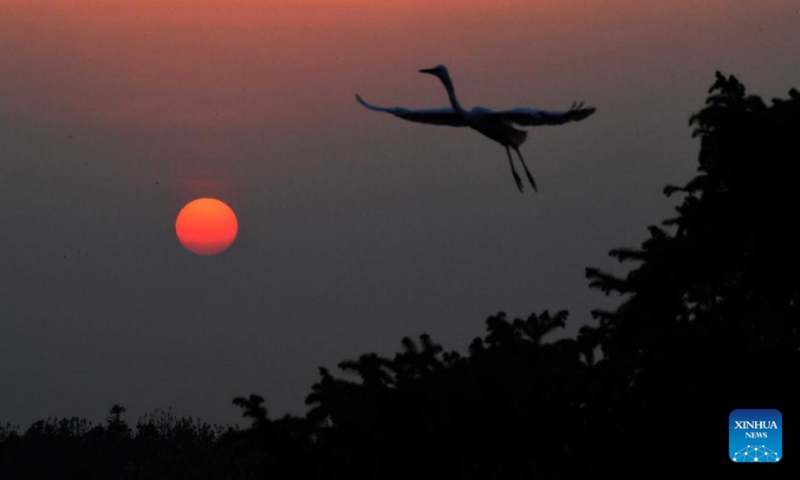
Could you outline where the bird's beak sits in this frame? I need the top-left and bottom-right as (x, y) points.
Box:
(419, 68), (437, 75)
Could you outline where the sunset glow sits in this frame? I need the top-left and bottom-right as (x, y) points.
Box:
(3, 0), (799, 442)
(175, 198), (238, 256)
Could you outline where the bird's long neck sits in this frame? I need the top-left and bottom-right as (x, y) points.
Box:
(438, 72), (466, 114)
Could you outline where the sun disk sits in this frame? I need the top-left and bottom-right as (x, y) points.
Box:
(175, 198), (238, 256)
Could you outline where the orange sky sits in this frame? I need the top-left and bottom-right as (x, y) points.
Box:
(3, 0), (798, 206)
(5, 0), (796, 130)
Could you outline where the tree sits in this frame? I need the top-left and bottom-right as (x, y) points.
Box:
(0, 406), (236, 479)
(299, 311), (588, 480)
(584, 73), (800, 476)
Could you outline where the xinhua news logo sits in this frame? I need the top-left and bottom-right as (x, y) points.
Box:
(729, 409), (782, 463)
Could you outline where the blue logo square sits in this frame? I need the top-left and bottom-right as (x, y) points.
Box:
(729, 409), (782, 462)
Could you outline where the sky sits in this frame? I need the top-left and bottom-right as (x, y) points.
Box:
(1, 0), (799, 428)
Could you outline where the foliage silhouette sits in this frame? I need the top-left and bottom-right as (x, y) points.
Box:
(584, 72), (800, 476)
(0, 405), (240, 479)
(292, 311), (589, 480)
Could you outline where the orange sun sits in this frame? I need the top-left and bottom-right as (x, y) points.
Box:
(175, 198), (238, 256)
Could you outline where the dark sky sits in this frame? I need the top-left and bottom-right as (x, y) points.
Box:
(2, 0), (799, 428)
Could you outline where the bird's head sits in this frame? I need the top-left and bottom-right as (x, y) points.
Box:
(419, 64), (449, 79)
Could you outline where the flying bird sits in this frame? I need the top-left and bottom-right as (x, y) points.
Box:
(356, 64), (595, 192)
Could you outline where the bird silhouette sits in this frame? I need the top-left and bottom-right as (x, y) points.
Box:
(356, 64), (595, 192)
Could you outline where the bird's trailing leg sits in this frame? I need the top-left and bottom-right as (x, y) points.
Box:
(505, 145), (523, 193)
(513, 146), (537, 192)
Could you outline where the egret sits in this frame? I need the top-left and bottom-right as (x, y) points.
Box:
(356, 65), (595, 192)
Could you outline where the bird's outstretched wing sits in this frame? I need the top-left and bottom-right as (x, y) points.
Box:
(488, 102), (596, 126)
(356, 94), (469, 127)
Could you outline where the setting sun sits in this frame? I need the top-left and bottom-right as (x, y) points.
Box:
(175, 198), (238, 256)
